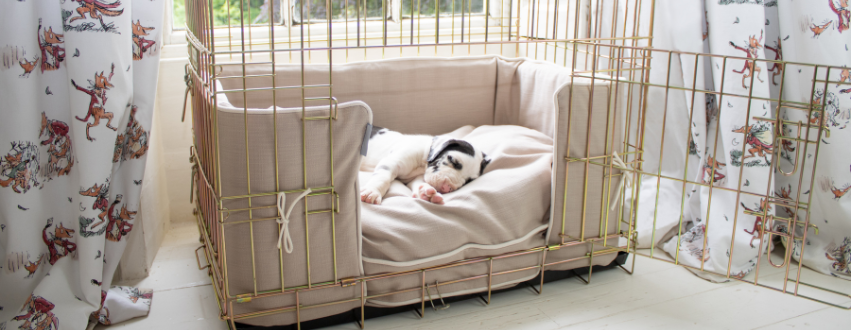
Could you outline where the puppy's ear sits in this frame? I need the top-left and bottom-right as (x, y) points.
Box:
(427, 137), (475, 163)
(480, 152), (491, 175)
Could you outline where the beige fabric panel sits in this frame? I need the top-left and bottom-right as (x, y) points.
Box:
(216, 102), (370, 326)
(552, 76), (626, 242)
(550, 76), (627, 269)
(493, 58), (555, 138)
(544, 242), (622, 272)
(494, 59), (625, 268)
(217, 56), (498, 135)
(231, 285), (362, 327)
(365, 252), (542, 307)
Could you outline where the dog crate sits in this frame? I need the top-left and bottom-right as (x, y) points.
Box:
(183, 0), (851, 328)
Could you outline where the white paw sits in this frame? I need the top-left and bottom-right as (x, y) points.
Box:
(412, 184), (444, 205)
(360, 187), (383, 205)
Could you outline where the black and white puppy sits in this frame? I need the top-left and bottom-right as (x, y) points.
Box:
(360, 126), (490, 205)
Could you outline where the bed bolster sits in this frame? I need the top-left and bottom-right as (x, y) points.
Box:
(495, 59), (627, 269)
(218, 56), (498, 136)
(549, 74), (631, 269)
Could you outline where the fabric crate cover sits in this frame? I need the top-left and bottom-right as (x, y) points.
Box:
(212, 55), (624, 326)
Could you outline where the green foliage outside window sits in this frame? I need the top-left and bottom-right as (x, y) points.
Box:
(174, 0), (280, 28)
(173, 0), (186, 29)
(172, 0), (484, 28)
(293, 0), (384, 22)
(402, 0), (484, 17)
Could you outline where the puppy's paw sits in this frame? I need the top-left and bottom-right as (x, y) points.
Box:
(412, 184), (445, 205)
(360, 188), (383, 205)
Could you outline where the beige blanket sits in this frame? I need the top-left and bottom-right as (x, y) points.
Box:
(360, 125), (554, 269)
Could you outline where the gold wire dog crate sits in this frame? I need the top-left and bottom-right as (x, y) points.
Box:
(183, 0), (849, 328)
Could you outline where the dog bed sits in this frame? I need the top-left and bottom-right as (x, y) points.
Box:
(208, 55), (626, 326)
(359, 125), (553, 306)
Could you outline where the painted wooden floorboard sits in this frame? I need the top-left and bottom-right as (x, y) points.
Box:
(97, 223), (849, 330)
(754, 306), (845, 329)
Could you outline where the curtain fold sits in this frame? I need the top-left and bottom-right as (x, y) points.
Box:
(0, 0), (164, 328)
(646, 0), (851, 281)
(771, 0), (851, 280)
(660, 0), (778, 281)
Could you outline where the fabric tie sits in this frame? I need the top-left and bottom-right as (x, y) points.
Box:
(610, 151), (634, 211)
(276, 189), (312, 253)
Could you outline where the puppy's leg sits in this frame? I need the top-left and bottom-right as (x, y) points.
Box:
(360, 139), (425, 205)
(407, 176), (444, 205)
(360, 159), (399, 204)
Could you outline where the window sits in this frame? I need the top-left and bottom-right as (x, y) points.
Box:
(290, 0), (486, 23)
(402, 0), (485, 17)
(167, 0), (502, 45)
(293, 0), (384, 23)
(173, 0), (283, 29)
(172, 0), (494, 29)
(173, 0), (186, 29)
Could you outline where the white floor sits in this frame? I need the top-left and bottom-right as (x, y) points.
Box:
(101, 222), (851, 330)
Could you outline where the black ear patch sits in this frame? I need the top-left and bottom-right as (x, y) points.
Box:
(427, 137), (476, 164)
(480, 152), (491, 175)
(369, 125), (387, 139)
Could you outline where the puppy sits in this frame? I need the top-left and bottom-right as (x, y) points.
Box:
(360, 126), (490, 205)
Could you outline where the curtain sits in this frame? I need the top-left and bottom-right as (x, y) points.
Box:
(661, 0), (778, 281)
(0, 0), (164, 328)
(638, 0), (851, 281)
(770, 0), (851, 280)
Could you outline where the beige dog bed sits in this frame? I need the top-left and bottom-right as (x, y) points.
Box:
(360, 125), (554, 306)
(209, 55), (625, 326)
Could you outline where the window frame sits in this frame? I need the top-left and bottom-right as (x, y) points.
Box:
(164, 0), (513, 46)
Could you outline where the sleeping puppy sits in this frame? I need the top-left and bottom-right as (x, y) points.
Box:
(359, 126), (490, 205)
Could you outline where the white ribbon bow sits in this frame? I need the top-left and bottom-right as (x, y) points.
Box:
(276, 189), (312, 253)
(610, 151), (634, 211)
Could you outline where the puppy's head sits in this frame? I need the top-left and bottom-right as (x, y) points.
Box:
(424, 137), (490, 194)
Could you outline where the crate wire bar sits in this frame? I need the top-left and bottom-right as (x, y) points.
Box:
(183, 0), (851, 328)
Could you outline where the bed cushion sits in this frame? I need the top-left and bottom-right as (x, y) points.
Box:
(217, 56), (499, 136)
(359, 125), (553, 306)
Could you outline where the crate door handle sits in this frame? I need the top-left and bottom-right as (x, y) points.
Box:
(195, 245), (210, 270)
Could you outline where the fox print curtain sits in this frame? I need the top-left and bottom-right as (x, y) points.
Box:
(0, 0), (163, 328)
(615, 0), (851, 282)
(768, 0), (851, 281)
(660, 1), (782, 282)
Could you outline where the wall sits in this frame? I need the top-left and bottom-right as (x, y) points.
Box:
(154, 44), (195, 224)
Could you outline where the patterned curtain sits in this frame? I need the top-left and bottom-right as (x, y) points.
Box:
(0, 0), (163, 328)
(661, 0), (780, 281)
(644, 0), (851, 281)
(769, 0), (851, 280)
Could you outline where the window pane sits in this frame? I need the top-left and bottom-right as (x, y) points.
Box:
(207, 0), (282, 27)
(252, 0), (283, 24)
(178, 0), (486, 27)
(293, 0), (384, 22)
(402, 0), (485, 17)
(174, 0), (186, 29)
